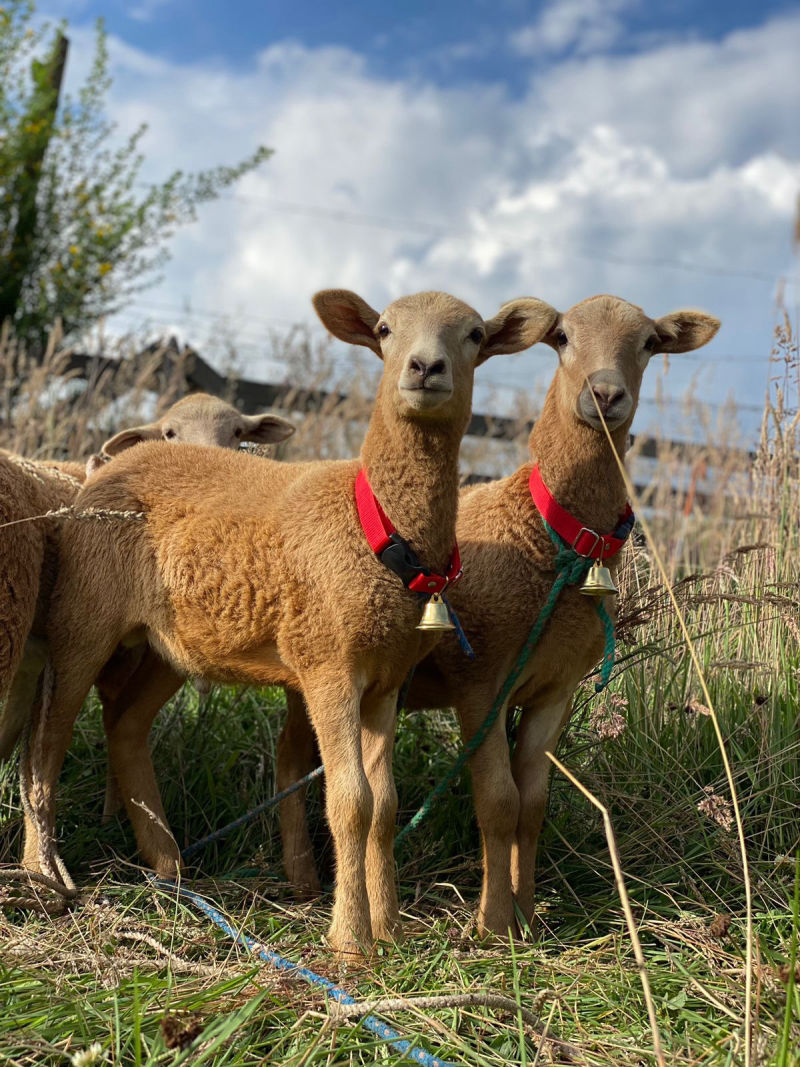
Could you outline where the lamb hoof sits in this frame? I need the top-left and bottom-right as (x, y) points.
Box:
(151, 856), (184, 882)
(325, 926), (372, 958)
(371, 920), (404, 946)
(292, 881), (323, 902)
(475, 908), (516, 942)
(286, 862), (322, 899)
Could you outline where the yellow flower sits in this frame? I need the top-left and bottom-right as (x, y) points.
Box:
(99, 262), (112, 276)
(69, 245), (79, 255)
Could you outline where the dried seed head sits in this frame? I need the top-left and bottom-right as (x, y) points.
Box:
(709, 913), (731, 939)
(0, 504), (145, 533)
(6, 453), (83, 489)
(685, 698), (713, 717)
(590, 702), (626, 740)
(70, 505), (145, 523)
(161, 1014), (204, 1051)
(697, 787), (733, 832)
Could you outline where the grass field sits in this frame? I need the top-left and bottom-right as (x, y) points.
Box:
(1, 327), (800, 1065)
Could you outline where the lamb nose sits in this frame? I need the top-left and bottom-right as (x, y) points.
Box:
(409, 357), (445, 381)
(592, 385), (625, 413)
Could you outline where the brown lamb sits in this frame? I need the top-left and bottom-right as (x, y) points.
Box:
(0, 394), (295, 760)
(0, 455), (84, 754)
(19, 288), (555, 954)
(276, 294), (720, 934)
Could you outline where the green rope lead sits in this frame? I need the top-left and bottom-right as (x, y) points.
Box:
(395, 521), (616, 847)
(594, 599), (615, 692)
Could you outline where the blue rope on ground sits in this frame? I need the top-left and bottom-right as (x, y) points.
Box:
(181, 765), (324, 860)
(153, 878), (455, 1067)
(395, 519), (616, 845)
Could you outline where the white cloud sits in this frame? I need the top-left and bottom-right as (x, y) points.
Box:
(513, 0), (638, 57)
(127, 0), (172, 23)
(526, 14), (800, 175)
(51, 10), (800, 441)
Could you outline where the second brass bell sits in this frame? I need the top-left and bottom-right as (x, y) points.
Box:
(580, 561), (618, 597)
(416, 593), (455, 631)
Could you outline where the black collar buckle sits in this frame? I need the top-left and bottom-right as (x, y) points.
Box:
(378, 532), (427, 590)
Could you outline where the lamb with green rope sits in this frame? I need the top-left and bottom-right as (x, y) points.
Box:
(277, 294), (720, 936)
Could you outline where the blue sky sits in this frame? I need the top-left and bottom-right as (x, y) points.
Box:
(57, 0), (796, 75)
(42, 0), (800, 443)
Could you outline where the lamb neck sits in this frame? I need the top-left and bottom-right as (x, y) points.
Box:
(360, 399), (462, 575)
(529, 385), (630, 535)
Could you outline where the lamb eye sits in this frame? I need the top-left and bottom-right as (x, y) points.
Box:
(377, 323), (391, 338)
(164, 429), (176, 439)
(644, 335), (658, 352)
(469, 327), (484, 344)
(234, 427), (243, 438)
(555, 329), (568, 347)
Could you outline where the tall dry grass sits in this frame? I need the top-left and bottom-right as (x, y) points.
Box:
(0, 323), (187, 459)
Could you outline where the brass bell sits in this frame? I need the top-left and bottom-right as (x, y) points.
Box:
(580, 560), (618, 597)
(416, 593), (455, 631)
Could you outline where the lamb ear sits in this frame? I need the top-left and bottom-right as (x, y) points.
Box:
(85, 453), (109, 477)
(240, 413), (296, 444)
(312, 289), (382, 356)
(479, 298), (559, 364)
(101, 422), (162, 456)
(654, 310), (720, 353)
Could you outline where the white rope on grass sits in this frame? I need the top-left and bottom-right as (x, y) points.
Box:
(0, 866), (78, 898)
(328, 991), (545, 1029)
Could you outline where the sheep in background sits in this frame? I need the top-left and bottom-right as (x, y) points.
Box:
(0, 394), (295, 759)
(22, 289), (555, 954)
(99, 392), (292, 456)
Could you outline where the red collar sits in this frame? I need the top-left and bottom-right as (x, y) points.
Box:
(529, 465), (634, 560)
(355, 469), (462, 595)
